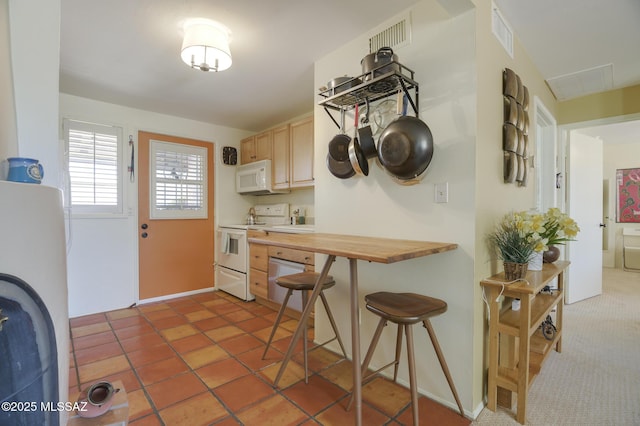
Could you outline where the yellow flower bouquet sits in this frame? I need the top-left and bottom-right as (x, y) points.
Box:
(489, 208), (579, 278)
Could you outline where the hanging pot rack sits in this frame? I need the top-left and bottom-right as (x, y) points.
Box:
(318, 61), (419, 129)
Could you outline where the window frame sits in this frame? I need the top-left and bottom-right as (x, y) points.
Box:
(63, 119), (124, 216)
(149, 139), (208, 220)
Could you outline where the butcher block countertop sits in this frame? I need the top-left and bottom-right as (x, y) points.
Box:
(248, 232), (458, 263)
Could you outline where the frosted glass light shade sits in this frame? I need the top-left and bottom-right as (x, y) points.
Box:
(181, 19), (232, 72)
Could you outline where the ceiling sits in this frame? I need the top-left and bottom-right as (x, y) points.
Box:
(494, 0), (640, 144)
(60, 0), (422, 132)
(60, 0), (640, 132)
(494, 0), (640, 101)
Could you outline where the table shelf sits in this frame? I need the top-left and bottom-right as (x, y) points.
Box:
(480, 261), (569, 424)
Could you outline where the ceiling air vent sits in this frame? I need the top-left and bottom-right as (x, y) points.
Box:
(492, 2), (513, 58)
(546, 64), (614, 101)
(368, 13), (411, 53)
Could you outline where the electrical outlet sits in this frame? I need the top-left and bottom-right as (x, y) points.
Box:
(435, 182), (449, 203)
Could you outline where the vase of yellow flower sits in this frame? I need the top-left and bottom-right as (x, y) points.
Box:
(489, 208), (579, 278)
(539, 207), (580, 263)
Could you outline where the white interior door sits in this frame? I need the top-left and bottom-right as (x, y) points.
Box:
(567, 131), (603, 304)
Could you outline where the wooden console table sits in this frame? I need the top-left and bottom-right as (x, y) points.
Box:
(480, 261), (569, 424)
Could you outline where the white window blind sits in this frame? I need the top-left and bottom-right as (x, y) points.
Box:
(64, 119), (123, 214)
(150, 140), (208, 219)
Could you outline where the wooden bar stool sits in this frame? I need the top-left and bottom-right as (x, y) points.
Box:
(354, 291), (464, 424)
(262, 272), (347, 383)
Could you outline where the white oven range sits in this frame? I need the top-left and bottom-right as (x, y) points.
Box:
(216, 225), (252, 301)
(215, 203), (291, 301)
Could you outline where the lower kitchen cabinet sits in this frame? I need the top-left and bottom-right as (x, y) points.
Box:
(248, 230), (315, 316)
(248, 243), (269, 299)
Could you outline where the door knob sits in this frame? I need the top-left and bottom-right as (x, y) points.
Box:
(141, 232), (148, 238)
(141, 223), (148, 229)
(599, 223), (607, 228)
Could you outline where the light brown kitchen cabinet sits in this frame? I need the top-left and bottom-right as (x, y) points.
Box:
(289, 116), (314, 188)
(240, 131), (272, 164)
(271, 125), (290, 189)
(268, 246), (314, 268)
(248, 229), (314, 318)
(248, 230), (269, 299)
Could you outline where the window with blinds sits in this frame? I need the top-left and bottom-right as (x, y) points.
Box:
(64, 119), (123, 214)
(150, 140), (208, 219)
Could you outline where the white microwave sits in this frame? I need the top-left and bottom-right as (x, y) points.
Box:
(235, 160), (288, 195)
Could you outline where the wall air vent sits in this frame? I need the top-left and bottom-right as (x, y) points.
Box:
(492, 2), (513, 58)
(369, 13), (411, 53)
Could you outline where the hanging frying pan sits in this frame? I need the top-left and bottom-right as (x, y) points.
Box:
(328, 109), (351, 161)
(358, 98), (377, 159)
(377, 92), (434, 181)
(348, 104), (369, 176)
(326, 153), (355, 179)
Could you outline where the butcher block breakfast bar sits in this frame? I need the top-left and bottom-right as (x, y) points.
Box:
(248, 231), (458, 426)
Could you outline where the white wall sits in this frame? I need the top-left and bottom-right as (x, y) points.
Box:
(603, 140), (640, 268)
(60, 94), (254, 317)
(8, 0), (61, 186)
(314, 2), (476, 413)
(0, 0), (17, 170)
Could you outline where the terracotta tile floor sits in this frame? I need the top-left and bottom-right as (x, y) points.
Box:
(69, 290), (470, 425)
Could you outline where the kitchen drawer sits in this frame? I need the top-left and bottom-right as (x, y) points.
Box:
(268, 246), (314, 265)
(249, 268), (268, 299)
(247, 229), (267, 239)
(250, 243), (269, 271)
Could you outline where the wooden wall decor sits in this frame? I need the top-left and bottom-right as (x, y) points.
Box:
(502, 68), (529, 186)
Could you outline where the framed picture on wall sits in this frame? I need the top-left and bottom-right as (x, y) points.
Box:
(616, 168), (640, 222)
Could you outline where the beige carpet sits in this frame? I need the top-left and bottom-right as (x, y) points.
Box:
(473, 267), (640, 425)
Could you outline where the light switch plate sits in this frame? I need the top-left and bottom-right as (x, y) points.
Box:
(435, 182), (449, 203)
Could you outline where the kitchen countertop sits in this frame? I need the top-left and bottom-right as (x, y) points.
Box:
(247, 224), (315, 234)
(248, 232), (457, 263)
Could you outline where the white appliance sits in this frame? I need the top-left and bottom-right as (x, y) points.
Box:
(216, 227), (252, 301)
(0, 182), (69, 425)
(216, 203), (291, 301)
(236, 160), (288, 195)
(268, 258), (306, 312)
(623, 228), (640, 271)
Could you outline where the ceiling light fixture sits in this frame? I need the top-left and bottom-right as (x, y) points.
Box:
(181, 18), (232, 72)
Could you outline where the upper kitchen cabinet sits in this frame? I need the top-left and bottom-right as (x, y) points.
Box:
(289, 116), (314, 188)
(240, 116), (314, 188)
(272, 124), (290, 189)
(240, 130), (272, 164)
(272, 118), (314, 189)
